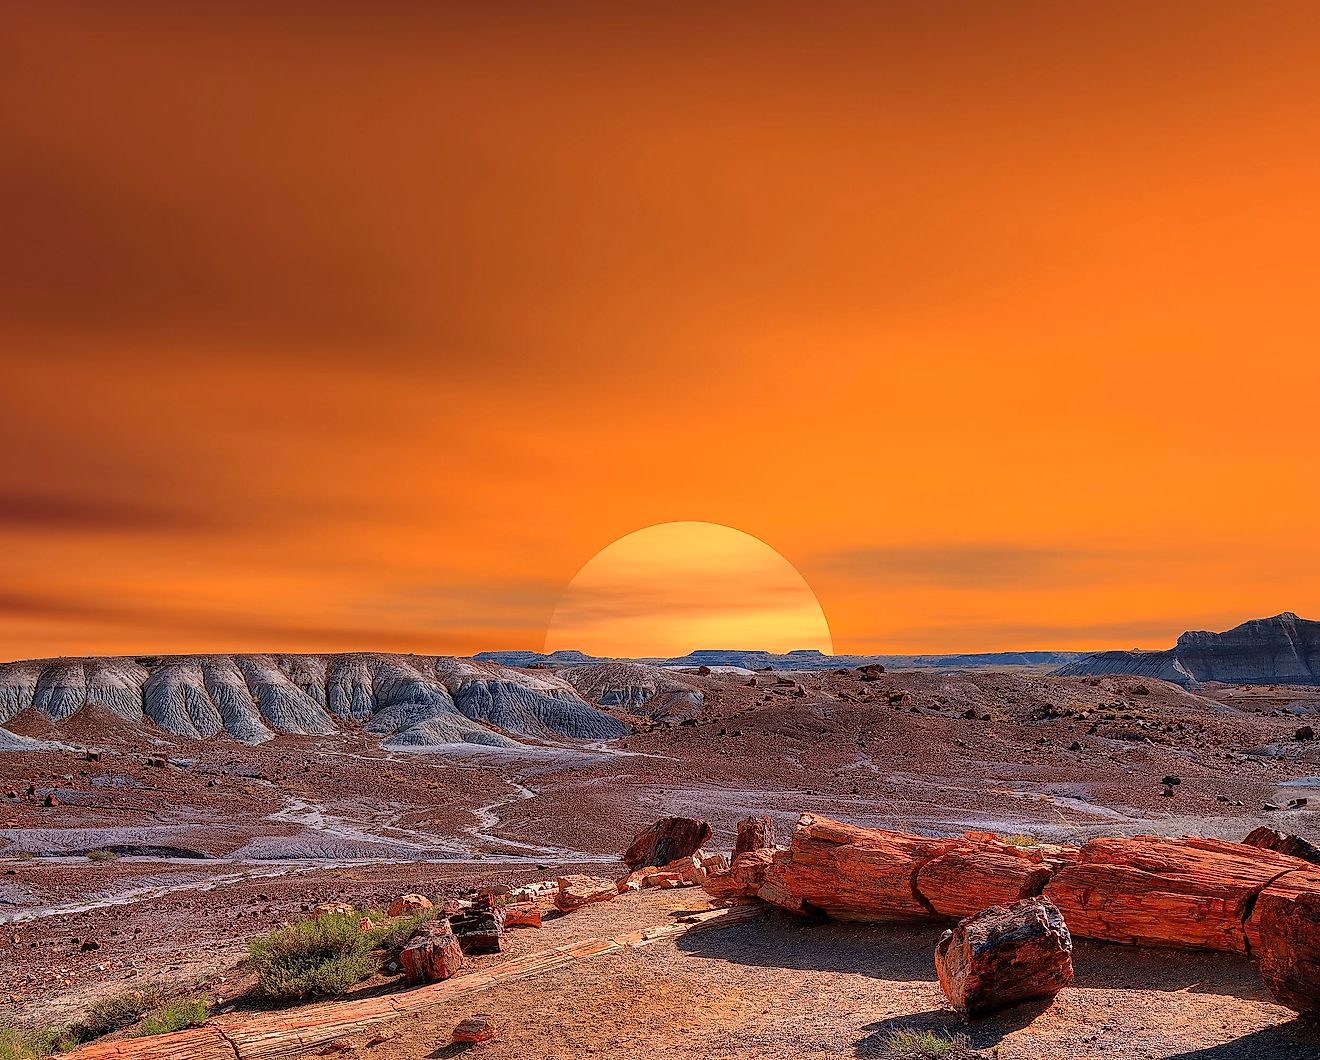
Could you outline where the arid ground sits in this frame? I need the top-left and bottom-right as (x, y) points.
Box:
(3, 666), (1319, 1057)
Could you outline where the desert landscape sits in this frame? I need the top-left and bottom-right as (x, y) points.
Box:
(2, 615), (1318, 1058)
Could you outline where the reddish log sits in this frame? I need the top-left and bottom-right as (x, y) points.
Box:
(734, 815), (777, 857)
(399, 922), (464, 984)
(917, 844), (1056, 920)
(704, 847), (777, 900)
(773, 813), (960, 921)
(1044, 836), (1302, 953)
(623, 816), (712, 869)
(1245, 864), (1320, 1020)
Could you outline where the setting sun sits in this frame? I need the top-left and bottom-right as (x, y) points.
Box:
(544, 522), (833, 658)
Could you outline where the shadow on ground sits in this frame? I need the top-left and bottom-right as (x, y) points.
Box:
(678, 911), (1274, 1002)
(1162, 1022), (1320, 1059)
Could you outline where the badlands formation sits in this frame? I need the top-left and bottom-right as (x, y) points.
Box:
(2, 628), (1319, 1058)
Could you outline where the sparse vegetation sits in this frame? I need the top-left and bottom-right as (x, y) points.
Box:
(248, 911), (380, 999)
(85, 848), (120, 863)
(883, 1028), (978, 1059)
(997, 833), (1040, 848)
(83, 990), (157, 1035)
(133, 998), (209, 1037)
(0, 1023), (79, 1058)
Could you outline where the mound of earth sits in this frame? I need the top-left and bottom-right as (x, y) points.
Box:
(0, 654), (629, 749)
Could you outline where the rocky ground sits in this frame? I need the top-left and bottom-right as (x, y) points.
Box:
(3, 665), (1319, 1055)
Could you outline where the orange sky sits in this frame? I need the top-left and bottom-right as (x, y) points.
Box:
(3, 1), (1320, 659)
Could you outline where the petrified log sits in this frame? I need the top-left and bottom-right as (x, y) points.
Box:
(554, 874), (618, 912)
(618, 853), (708, 892)
(704, 847), (777, 900)
(399, 922), (464, 984)
(623, 816), (712, 869)
(935, 897), (1074, 1018)
(448, 908), (504, 955)
(1243, 826), (1320, 866)
(771, 813), (960, 921)
(1245, 864), (1320, 1020)
(917, 843), (1056, 920)
(1043, 836), (1302, 952)
(734, 814), (777, 857)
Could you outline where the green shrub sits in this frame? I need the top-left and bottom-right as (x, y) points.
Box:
(0, 1023), (77, 1059)
(83, 991), (157, 1035)
(248, 913), (379, 1000)
(133, 999), (209, 1037)
(362, 908), (436, 956)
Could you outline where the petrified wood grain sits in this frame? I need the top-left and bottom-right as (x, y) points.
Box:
(623, 816), (713, 869)
(1043, 836), (1302, 953)
(917, 844), (1055, 920)
(1244, 864), (1320, 1020)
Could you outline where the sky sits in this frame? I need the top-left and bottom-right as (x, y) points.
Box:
(3, 1), (1320, 660)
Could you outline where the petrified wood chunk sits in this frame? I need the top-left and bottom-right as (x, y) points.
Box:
(400, 922), (464, 984)
(935, 897), (1074, 1018)
(734, 814), (777, 857)
(1044, 836), (1302, 952)
(774, 813), (960, 921)
(452, 1014), (498, 1043)
(554, 874), (618, 912)
(1243, 826), (1320, 866)
(449, 907), (504, 955)
(623, 816), (712, 869)
(387, 893), (433, 917)
(917, 844), (1056, 920)
(704, 847), (777, 900)
(501, 900), (542, 928)
(1245, 864), (1320, 1020)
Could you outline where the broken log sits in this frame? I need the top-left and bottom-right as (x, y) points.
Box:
(733, 814), (777, 857)
(623, 816), (712, 869)
(1043, 836), (1303, 953)
(1245, 864), (1320, 1020)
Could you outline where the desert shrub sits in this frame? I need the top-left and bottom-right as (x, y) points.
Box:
(248, 912), (378, 1000)
(85, 849), (121, 863)
(884, 1028), (975, 1058)
(362, 908), (437, 956)
(133, 998), (209, 1037)
(0, 1023), (78, 1059)
(82, 991), (157, 1036)
(997, 833), (1039, 848)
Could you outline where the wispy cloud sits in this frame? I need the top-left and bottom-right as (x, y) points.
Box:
(814, 543), (1137, 590)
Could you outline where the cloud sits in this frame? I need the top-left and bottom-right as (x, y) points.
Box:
(0, 490), (213, 534)
(814, 543), (1130, 590)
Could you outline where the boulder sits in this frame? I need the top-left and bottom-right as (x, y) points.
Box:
(452, 1014), (498, 1043)
(700, 850), (729, 875)
(388, 894), (433, 917)
(399, 922), (464, 984)
(554, 874), (618, 912)
(733, 815), (777, 857)
(1044, 836), (1301, 952)
(501, 901), (542, 928)
(618, 853), (708, 892)
(449, 908), (504, 955)
(1243, 826), (1320, 866)
(935, 898), (1074, 1018)
(1245, 865), (1320, 1020)
(623, 816), (712, 869)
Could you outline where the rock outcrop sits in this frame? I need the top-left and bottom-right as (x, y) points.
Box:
(935, 898), (1074, 1018)
(0, 653), (629, 748)
(623, 817), (712, 870)
(1056, 612), (1320, 685)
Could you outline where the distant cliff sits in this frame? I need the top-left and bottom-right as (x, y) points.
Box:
(1056, 613), (1320, 685)
(476, 648), (1082, 670)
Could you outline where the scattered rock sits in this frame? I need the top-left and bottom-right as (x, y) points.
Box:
(935, 897), (1074, 1018)
(1296, 726), (1315, 741)
(399, 922), (464, 984)
(449, 908), (504, 955)
(388, 894), (433, 917)
(704, 847), (777, 900)
(500, 901), (542, 928)
(554, 874), (617, 912)
(623, 816), (712, 869)
(43, 794), (58, 807)
(1162, 775), (1181, 786)
(452, 1014), (497, 1043)
(311, 902), (356, 919)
